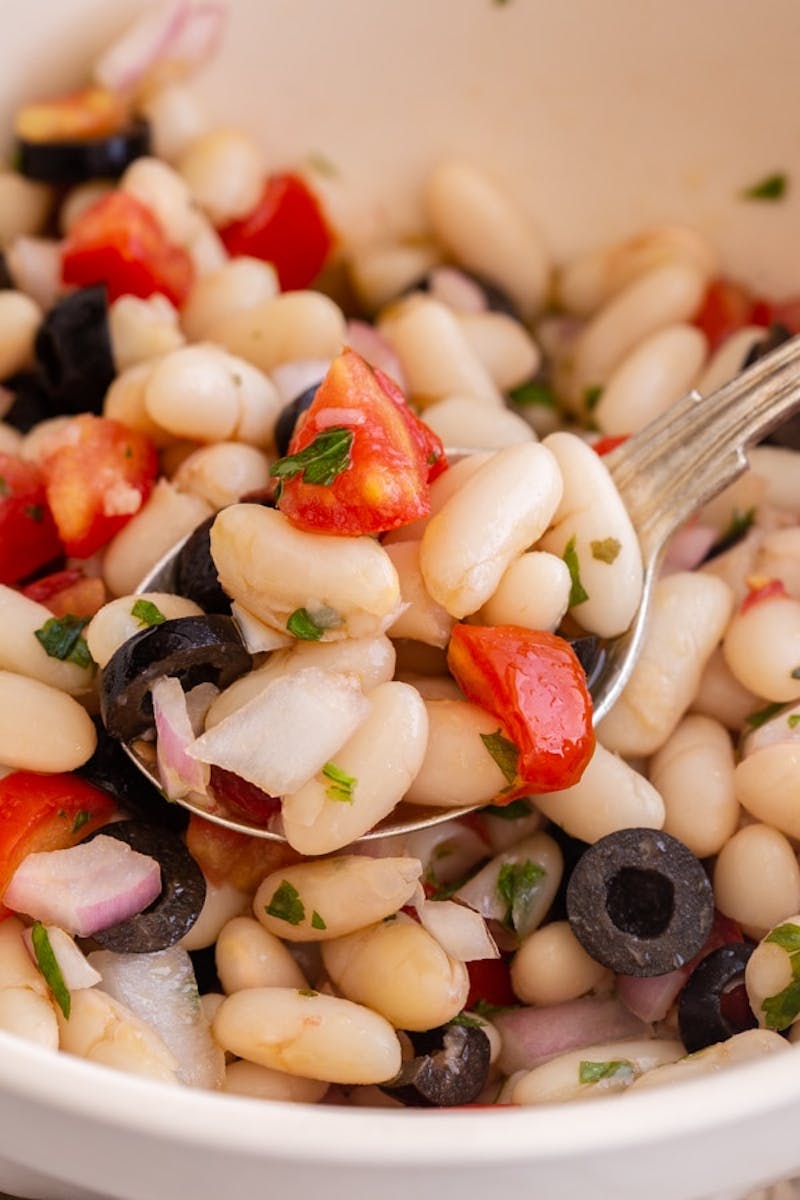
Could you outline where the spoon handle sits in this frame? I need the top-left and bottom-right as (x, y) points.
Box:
(604, 333), (800, 562)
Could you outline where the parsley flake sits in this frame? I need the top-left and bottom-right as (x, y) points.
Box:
(131, 599), (166, 627)
(71, 810), (92, 834)
(31, 923), (70, 1019)
(765, 922), (800, 955)
(789, 715), (800, 730)
(311, 910), (327, 931)
(563, 535), (590, 606)
(744, 701), (785, 730)
(34, 615), (95, 670)
(307, 152), (338, 177)
(496, 859), (546, 934)
(473, 998), (516, 1019)
(760, 922), (800, 1029)
(297, 988), (319, 997)
(508, 381), (557, 409)
(286, 608), (324, 641)
(322, 762), (356, 803)
(265, 880), (306, 926)
(270, 427), (354, 487)
(583, 385), (603, 412)
(742, 172), (788, 202)
(481, 798), (534, 821)
(590, 537), (621, 564)
(448, 1013), (486, 1029)
(578, 1059), (634, 1085)
(480, 729), (519, 786)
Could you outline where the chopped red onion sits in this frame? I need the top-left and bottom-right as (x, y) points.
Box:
(153, 676), (210, 799)
(494, 995), (650, 1075)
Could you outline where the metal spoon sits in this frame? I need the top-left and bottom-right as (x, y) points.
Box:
(129, 334), (800, 842)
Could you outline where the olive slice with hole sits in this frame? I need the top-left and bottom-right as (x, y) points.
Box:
(678, 942), (756, 1053)
(83, 820), (205, 952)
(34, 285), (116, 416)
(566, 828), (714, 977)
(16, 117), (151, 183)
(380, 1023), (491, 1107)
(99, 614), (252, 742)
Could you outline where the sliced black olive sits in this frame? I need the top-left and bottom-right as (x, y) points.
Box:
(678, 943), (757, 1053)
(274, 383), (321, 456)
(99, 615), (252, 743)
(77, 718), (188, 831)
(16, 117), (151, 183)
(34, 285), (115, 415)
(381, 1022), (491, 1107)
(543, 820), (590, 922)
(83, 820), (205, 953)
(0, 372), (51, 431)
(566, 828), (714, 977)
(173, 516), (232, 615)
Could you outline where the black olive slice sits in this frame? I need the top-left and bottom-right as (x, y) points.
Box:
(0, 372), (51, 431)
(77, 718), (188, 831)
(34, 285), (116, 415)
(274, 382), (321, 456)
(677, 943), (757, 1053)
(99, 615), (253, 743)
(83, 820), (205, 953)
(381, 1023), (491, 1107)
(566, 828), (714, 977)
(16, 117), (151, 183)
(173, 516), (232, 615)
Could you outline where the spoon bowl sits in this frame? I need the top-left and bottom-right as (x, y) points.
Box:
(128, 334), (800, 842)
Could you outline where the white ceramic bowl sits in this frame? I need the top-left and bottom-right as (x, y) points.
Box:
(2, 2), (800, 1197)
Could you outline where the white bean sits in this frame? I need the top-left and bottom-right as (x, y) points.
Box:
(597, 572), (734, 756)
(745, 915), (800, 1032)
(181, 256), (279, 341)
(756, 527), (800, 600)
(121, 156), (201, 246)
(511, 1038), (684, 1106)
(648, 715), (739, 858)
(630, 1029), (789, 1091)
(223, 1059), (329, 1104)
(215, 916), (307, 993)
(140, 82), (209, 163)
(690, 646), (760, 731)
(102, 480), (212, 597)
(696, 326), (766, 395)
(403, 698), (508, 809)
(322, 914), (469, 1031)
(178, 127), (264, 224)
(282, 682), (428, 855)
(539, 431), (643, 637)
(476, 550), (571, 632)
(0, 586), (95, 694)
(749, 446), (800, 514)
(421, 395), (535, 450)
(0, 291), (41, 379)
(713, 824), (800, 938)
(254, 856), (422, 942)
(186, 216), (229, 276)
(734, 742), (800, 840)
(103, 360), (172, 446)
(347, 240), (443, 314)
(206, 291), (346, 374)
(511, 921), (612, 1007)
(0, 172), (52, 243)
(86, 593), (202, 669)
(58, 987), (179, 1083)
(419, 442), (563, 617)
(0, 917), (51, 995)
(0, 987), (59, 1050)
(0, 672), (96, 772)
(108, 294), (184, 370)
(594, 324), (707, 435)
(455, 310), (541, 391)
(173, 442), (272, 510)
(384, 541), (454, 648)
(723, 586), (800, 702)
(382, 452), (492, 546)
(179, 881), (250, 953)
(533, 743), (664, 844)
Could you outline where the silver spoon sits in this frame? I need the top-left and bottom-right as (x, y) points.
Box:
(129, 334), (800, 842)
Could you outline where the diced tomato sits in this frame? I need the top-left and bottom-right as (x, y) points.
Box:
(61, 191), (194, 307)
(21, 568), (107, 618)
(185, 814), (300, 894)
(209, 766), (281, 826)
(274, 348), (434, 536)
(447, 624), (595, 797)
(218, 173), (334, 292)
(592, 434), (629, 457)
(466, 956), (517, 1010)
(0, 454), (64, 585)
(740, 577), (787, 614)
(40, 414), (158, 559)
(15, 85), (128, 143)
(0, 772), (118, 917)
(692, 278), (768, 352)
(371, 363), (448, 483)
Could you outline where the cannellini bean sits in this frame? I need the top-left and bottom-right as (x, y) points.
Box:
(379, 296), (501, 409)
(648, 715), (739, 858)
(254, 856), (422, 942)
(404, 822), (491, 888)
(0, 671), (96, 772)
(476, 550), (571, 632)
(0, 291), (41, 379)
(210, 504), (401, 640)
(58, 987), (179, 1083)
(384, 541), (454, 647)
(347, 239), (443, 314)
(723, 586), (800, 702)
(734, 742), (800, 840)
(213, 987), (402, 1084)
(539, 431), (643, 637)
(0, 586), (95, 694)
(749, 446), (800, 515)
(425, 160), (550, 317)
(122, 156), (201, 246)
(205, 292), (347, 374)
(713, 824), (800, 938)
(223, 1059), (329, 1103)
(403, 698), (508, 809)
(594, 324), (707, 435)
(630, 1029), (789, 1091)
(282, 682), (428, 855)
(322, 914), (468, 1031)
(397, 674), (463, 702)
(0, 987), (59, 1049)
(454, 833), (562, 933)
(533, 743), (664, 844)
(383, 451), (492, 546)
(0, 918), (51, 995)
(511, 1038), (684, 1106)
(186, 215), (228, 276)
(173, 442), (272, 510)
(179, 881), (250, 952)
(5, 236), (62, 311)
(419, 442), (562, 617)
(181, 256), (279, 341)
(690, 646), (760, 730)
(745, 915), (800, 1032)
(755, 527), (800, 600)
(140, 82), (209, 164)
(102, 480), (212, 597)
(0, 172), (52, 243)
(178, 127), (264, 224)
(597, 572), (734, 756)
(103, 360), (172, 446)
(86, 592), (202, 669)
(511, 920), (612, 1007)
(215, 916), (308, 993)
(696, 326), (766, 395)
(108, 294), (185, 370)
(421, 395), (535, 450)
(454, 310), (541, 391)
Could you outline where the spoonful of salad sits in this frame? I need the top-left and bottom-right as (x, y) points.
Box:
(103, 336), (800, 848)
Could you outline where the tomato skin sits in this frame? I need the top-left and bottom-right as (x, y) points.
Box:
(0, 771), (118, 916)
(740, 577), (787, 614)
(61, 191), (194, 307)
(41, 414), (158, 558)
(276, 348), (432, 536)
(466, 956), (517, 1009)
(21, 568), (107, 617)
(0, 454), (64, 585)
(218, 173), (334, 291)
(371, 363), (448, 483)
(185, 814), (300, 893)
(208, 766), (281, 826)
(447, 624), (595, 796)
(692, 278), (770, 352)
(592, 434), (629, 457)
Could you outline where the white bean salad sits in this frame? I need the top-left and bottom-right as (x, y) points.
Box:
(0, 0), (799, 1110)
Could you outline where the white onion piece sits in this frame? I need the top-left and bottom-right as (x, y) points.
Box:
(5, 237), (62, 311)
(94, 0), (189, 93)
(153, 676), (210, 800)
(189, 667), (370, 796)
(345, 320), (407, 390)
(493, 996), (651, 1075)
(90, 945), (224, 1089)
(4, 836), (161, 939)
(615, 969), (686, 1024)
(269, 359), (330, 408)
(411, 885), (498, 962)
(661, 522), (717, 575)
(184, 681), (219, 734)
(427, 266), (488, 313)
(23, 925), (101, 991)
(231, 600), (293, 653)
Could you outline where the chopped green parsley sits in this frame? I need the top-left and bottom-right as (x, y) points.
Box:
(286, 608), (324, 641)
(578, 1059), (634, 1085)
(34, 615), (94, 670)
(322, 761), (357, 803)
(496, 859), (546, 934)
(265, 880), (305, 926)
(131, 599), (166, 627)
(71, 810), (92, 834)
(270, 427), (353, 487)
(311, 911), (327, 931)
(563, 535), (589, 606)
(508, 381), (557, 409)
(480, 729), (520, 787)
(741, 172), (788, 202)
(31, 923), (70, 1019)
(761, 922), (800, 1029)
(590, 537), (621, 564)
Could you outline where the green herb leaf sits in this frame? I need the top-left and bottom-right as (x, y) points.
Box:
(578, 1059), (634, 1085)
(307, 152), (338, 177)
(744, 701), (786, 730)
(265, 880), (305, 926)
(297, 988), (319, 997)
(131, 599), (166, 627)
(311, 911), (327, 931)
(563, 535), (590, 606)
(322, 761), (357, 803)
(583, 385), (603, 412)
(71, 810), (92, 834)
(448, 1013), (486, 1029)
(24, 504), (43, 523)
(725, 507), (756, 543)
(286, 608), (324, 641)
(761, 978), (800, 1030)
(482, 798), (533, 821)
(765, 922), (800, 955)
(480, 729), (520, 786)
(473, 998), (516, 1019)
(590, 537), (621, 564)
(496, 859), (546, 934)
(508, 381), (557, 409)
(270, 427), (354, 487)
(34, 615), (95, 670)
(788, 714), (800, 729)
(31, 922), (70, 1019)
(742, 172), (788, 202)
